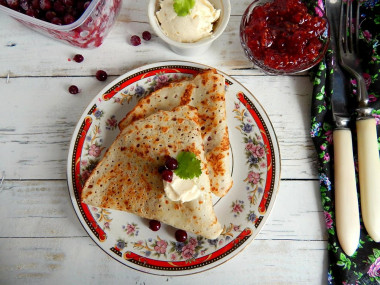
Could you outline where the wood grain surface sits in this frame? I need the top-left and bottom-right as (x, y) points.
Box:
(0, 1), (327, 284)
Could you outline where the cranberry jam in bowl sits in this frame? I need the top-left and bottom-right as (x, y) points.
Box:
(240, 0), (329, 75)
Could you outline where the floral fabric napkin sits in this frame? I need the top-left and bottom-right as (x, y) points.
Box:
(310, 0), (380, 284)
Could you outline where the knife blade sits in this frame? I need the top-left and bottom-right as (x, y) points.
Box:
(325, 0), (360, 256)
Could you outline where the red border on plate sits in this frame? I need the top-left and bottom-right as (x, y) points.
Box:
(122, 228), (252, 270)
(237, 92), (273, 215)
(70, 64), (277, 273)
(73, 115), (107, 241)
(102, 67), (200, 100)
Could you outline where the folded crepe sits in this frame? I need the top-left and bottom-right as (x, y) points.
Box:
(118, 69), (233, 197)
(81, 105), (223, 239)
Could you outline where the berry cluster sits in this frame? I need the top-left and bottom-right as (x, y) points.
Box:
(1, 0), (92, 25)
(149, 220), (188, 242)
(68, 53), (108, 94)
(243, 0), (327, 71)
(130, 31), (151, 46)
(159, 156), (178, 183)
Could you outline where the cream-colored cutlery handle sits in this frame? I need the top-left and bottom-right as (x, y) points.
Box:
(357, 118), (380, 242)
(333, 129), (360, 255)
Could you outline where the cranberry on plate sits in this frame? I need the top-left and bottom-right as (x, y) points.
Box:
(175, 229), (187, 242)
(149, 220), (161, 231)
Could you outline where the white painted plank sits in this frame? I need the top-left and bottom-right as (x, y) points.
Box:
(0, 236), (327, 285)
(0, 14), (263, 76)
(0, 180), (326, 241)
(0, 0), (328, 283)
(0, 75), (317, 180)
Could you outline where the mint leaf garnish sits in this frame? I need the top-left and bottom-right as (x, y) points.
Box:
(173, 0), (195, 17)
(174, 151), (202, 179)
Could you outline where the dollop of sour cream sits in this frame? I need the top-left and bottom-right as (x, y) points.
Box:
(163, 173), (201, 203)
(156, 0), (220, 43)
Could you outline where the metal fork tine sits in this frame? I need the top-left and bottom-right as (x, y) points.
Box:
(338, 0), (345, 54)
(347, 0), (353, 53)
(354, 1), (361, 54)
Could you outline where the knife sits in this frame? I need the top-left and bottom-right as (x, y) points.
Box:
(325, 0), (360, 256)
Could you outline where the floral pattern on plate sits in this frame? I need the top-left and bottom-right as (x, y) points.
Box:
(67, 61), (280, 276)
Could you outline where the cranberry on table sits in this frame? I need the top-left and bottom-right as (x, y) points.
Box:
(130, 35), (141, 46)
(95, 70), (107, 81)
(175, 230), (187, 242)
(142, 31), (151, 41)
(73, 54), (84, 63)
(149, 220), (161, 231)
(68, 85), (79, 94)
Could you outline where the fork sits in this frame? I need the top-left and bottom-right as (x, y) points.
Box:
(338, 0), (380, 242)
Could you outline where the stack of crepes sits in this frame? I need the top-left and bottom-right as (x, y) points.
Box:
(81, 69), (233, 239)
(310, 1), (380, 284)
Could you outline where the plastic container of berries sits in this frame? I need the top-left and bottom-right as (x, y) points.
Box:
(0, 0), (122, 49)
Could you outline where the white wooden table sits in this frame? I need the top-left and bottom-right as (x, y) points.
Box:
(0, 1), (328, 284)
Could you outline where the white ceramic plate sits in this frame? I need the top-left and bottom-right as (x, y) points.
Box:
(67, 61), (281, 276)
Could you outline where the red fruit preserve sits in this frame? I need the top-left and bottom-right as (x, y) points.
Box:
(242, 0), (328, 72)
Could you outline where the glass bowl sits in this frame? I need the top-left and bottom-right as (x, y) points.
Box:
(240, 0), (330, 75)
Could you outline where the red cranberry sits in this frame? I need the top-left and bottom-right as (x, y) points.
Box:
(53, 1), (65, 14)
(39, 0), (51, 11)
(142, 31), (151, 41)
(175, 230), (187, 242)
(51, 16), (62, 25)
(73, 54), (84, 63)
(161, 169), (173, 182)
(68, 85), (79, 94)
(130, 35), (141, 46)
(26, 8), (38, 17)
(75, 0), (84, 10)
(45, 10), (56, 21)
(95, 70), (108, 81)
(31, 0), (39, 9)
(63, 14), (75, 24)
(2, 0), (90, 24)
(83, 0), (90, 9)
(6, 0), (19, 9)
(165, 156), (178, 170)
(158, 165), (167, 174)
(149, 220), (161, 231)
(62, 0), (73, 6)
(19, 0), (29, 10)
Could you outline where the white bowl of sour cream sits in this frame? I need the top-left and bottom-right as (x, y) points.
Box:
(148, 0), (231, 56)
